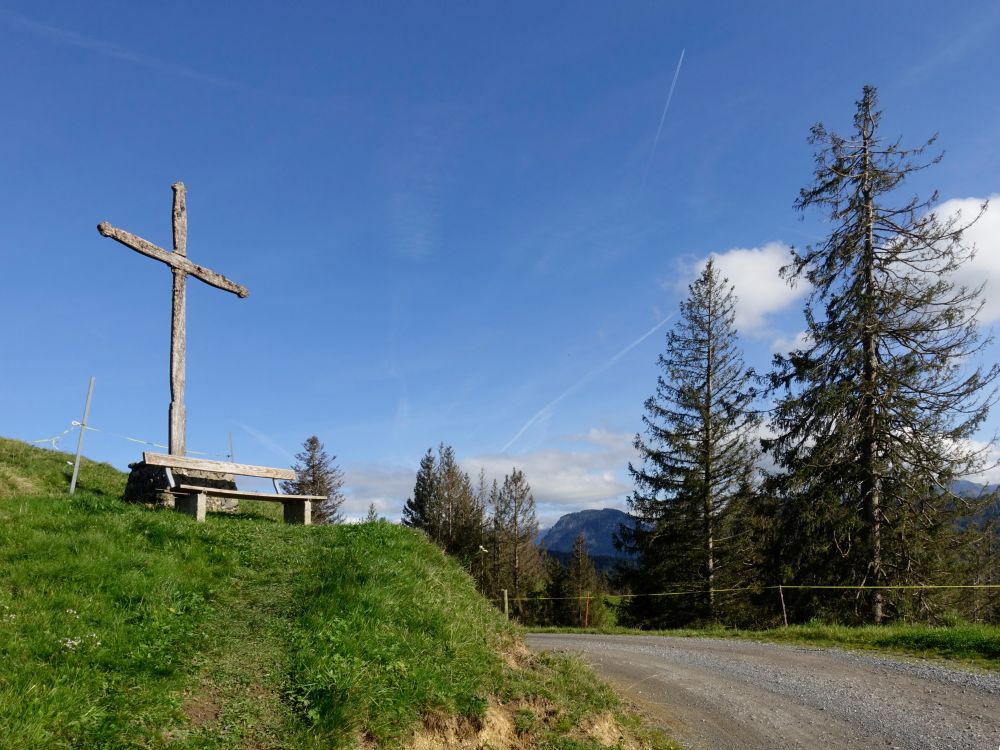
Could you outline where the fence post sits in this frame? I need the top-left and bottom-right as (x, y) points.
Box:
(584, 593), (590, 628)
(502, 589), (509, 619)
(779, 585), (789, 628)
(69, 377), (96, 495)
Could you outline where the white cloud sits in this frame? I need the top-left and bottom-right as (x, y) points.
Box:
(681, 194), (998, 343)
(932, 195), (1000, 324)
(467, 429), (637, 526)
(949, 437), (1000, 486)
(679, 242), (808, 334)
(771, 329), (811, 354)
(338, 430), (640, 527)
(341, 464), (415, 521)
(337, 432), (636, 526)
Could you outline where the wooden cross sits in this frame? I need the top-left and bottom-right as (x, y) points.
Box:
(97, 182), (248, 457)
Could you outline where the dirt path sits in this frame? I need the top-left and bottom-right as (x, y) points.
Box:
(527, 633), (1000, 750)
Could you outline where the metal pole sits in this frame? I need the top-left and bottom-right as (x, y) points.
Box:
(228, 432), (234, 462)
(69, 377), (96, 495)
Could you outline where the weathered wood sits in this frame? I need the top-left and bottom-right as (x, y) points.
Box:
(97, 223), (249, 298)
(169, 183), (188, 456)
(174, 484), (324, 502)
(172, 182), (187, 257)
(97, 183), (250, 460)
(170, 266), (186, 456)
(144, 452), (297, 480)
(175, 491), (207, 522)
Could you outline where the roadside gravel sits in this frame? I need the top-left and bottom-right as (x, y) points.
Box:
(527, 633), (1000, 750)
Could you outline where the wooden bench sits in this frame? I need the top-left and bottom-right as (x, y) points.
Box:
(143, 452), (324, 525)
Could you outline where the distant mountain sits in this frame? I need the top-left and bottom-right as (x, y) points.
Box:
(539, 483), (999, 564)
(952, 479), (998, 499)
(952, 480), (1000, 531)
(540, 508), (635, 558)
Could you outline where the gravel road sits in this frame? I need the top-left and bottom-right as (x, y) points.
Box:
(527, 633), (1000, 750)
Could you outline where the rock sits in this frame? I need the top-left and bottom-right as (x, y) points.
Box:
(123, 461), (239, 513)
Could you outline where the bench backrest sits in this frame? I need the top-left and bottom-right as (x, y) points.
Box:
(143, 452), (296, 481)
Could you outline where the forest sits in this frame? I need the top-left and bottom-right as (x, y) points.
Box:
(396, 87), (1000, 630)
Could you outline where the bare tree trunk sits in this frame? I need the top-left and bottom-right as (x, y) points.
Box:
(859, 104), (884, 625)
(705, 290), (716, 618)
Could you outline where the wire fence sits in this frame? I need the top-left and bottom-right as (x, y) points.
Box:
(30, 421), (230, 459)
(498, 583), (1000, 605)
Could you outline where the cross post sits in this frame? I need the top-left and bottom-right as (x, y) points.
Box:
(97, 182), (248, 456)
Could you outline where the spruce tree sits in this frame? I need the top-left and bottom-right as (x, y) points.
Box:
(488, 468), (544, 620)
(435, 445), (483, 561)
(622, 259), (759, 626)
(764, 86), (998, 624)
(564, 533), (607, 627)
(283, 435), (345, 524)
(402, 448), (437, 531)
(402, 444), (484, 563)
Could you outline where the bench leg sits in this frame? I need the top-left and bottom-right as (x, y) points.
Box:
(283, 500), (311, 525)
(175, 492), (207, 523)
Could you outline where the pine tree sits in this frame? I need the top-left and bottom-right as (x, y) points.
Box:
(402, 448), (437, 531)
(402, 444), (484, 563)
(487, 468), (544, 621)
(471, 469), (493, 592)
(364, 502), (380, 523)
(622, 259), (759, 626)
(538, 553), (568, 625)
(564, 533), (607, 627)
(435, 445), (483, 561)
(283, 435), (345, 524)
(764, 86), (998, 624)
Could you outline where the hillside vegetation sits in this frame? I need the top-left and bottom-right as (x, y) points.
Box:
(0, 438), (675, 749)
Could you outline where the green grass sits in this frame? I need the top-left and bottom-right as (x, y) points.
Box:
(1, 439), (676, 749)
(0, 436), (126, 499)
(529, 622), (1000, 670)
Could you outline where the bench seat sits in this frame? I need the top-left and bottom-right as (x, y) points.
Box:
(143, 451), (324, 525)
(174, 484), (325, 502)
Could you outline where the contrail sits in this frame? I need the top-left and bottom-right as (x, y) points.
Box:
(647, 48), (686, 168)
(0, 9), (239, 89)
(232, 420), (295, 464)
(502, 314), (675, 452)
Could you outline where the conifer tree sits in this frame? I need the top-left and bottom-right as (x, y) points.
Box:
(402, 448), (437, 531)
(564, 533), (607, 627)
(764, 86), (998, 624)
(622, 259), (759, 626)
(284, 435), (345, 524)
(402, 444), (484, 563)
(435, 445), (483, 561)
(487, 468), (544, 620)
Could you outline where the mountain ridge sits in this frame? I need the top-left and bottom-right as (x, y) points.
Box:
(542, 480), (1000, 560)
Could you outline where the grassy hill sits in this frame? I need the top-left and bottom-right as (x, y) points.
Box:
(0, 438), (675, 750)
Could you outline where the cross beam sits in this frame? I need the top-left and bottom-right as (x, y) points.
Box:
(97, 182), (248, 456)
(97, 223), (248, 297)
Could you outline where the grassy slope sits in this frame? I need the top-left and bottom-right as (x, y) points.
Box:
(0, 439), (675, 750)
(530, 623), (1000, 671)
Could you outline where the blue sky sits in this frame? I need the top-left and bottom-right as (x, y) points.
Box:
(2, 2), (999, 523)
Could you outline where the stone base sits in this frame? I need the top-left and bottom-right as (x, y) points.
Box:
(124, 461), (240, 514)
